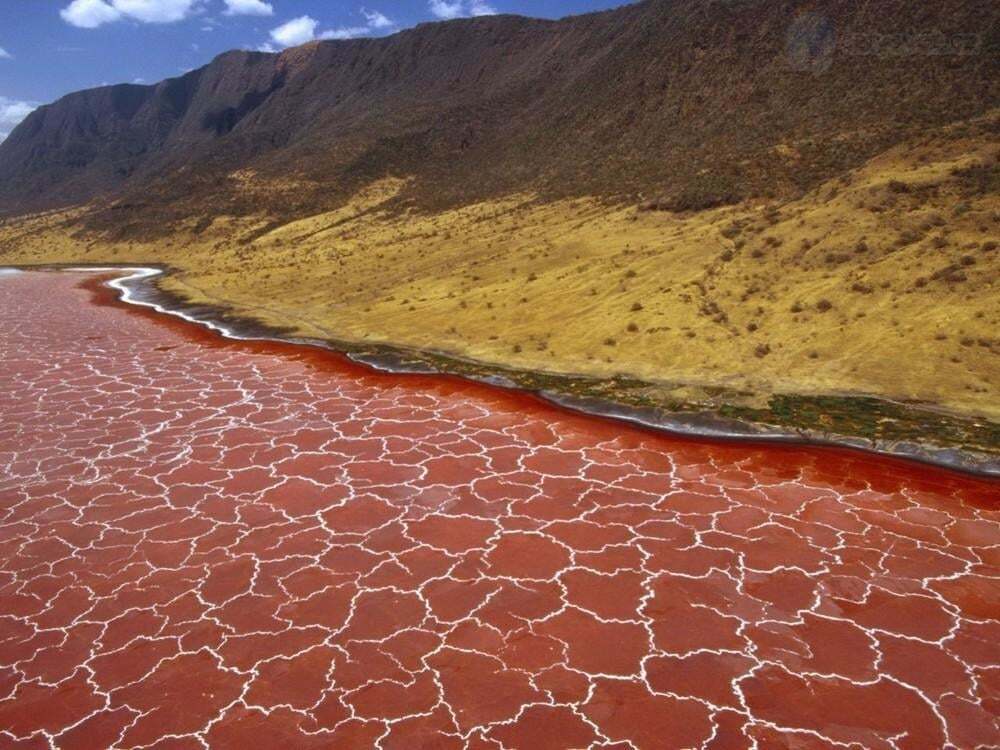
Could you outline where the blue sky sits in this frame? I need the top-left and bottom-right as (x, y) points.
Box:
(0, 0), (629, 141)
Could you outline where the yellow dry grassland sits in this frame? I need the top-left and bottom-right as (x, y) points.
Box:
(2, 127), (997, 420)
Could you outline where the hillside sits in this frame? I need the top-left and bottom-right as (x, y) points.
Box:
(0, 0), (998, 456)
(1, 0), (997, 222)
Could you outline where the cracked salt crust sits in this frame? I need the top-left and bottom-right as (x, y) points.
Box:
(0, 271), (997, 749)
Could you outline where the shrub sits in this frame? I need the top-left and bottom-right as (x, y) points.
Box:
(953, 162), (1000, 196)
(645, 171), (744, 213)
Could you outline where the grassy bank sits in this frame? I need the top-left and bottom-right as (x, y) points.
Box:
(2, 119), (997, 448)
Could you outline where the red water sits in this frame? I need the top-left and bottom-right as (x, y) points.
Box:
(0, 270), (998, 750)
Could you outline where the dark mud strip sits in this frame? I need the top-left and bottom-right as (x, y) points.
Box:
(0, 268), (998, 748)
(56, 264), (999, 476)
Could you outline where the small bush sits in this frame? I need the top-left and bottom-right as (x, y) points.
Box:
(644, 171), (744, 213)
(953, 162), (1000, 196)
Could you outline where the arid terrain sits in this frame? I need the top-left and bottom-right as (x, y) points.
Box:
(3, 115), (997, 434)
(0, 0), (998, 449)
(1, 1), (998, 747)
(1, 270), (997, 748)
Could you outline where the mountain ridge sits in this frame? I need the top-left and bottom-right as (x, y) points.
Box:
(2, 0), (997, 225)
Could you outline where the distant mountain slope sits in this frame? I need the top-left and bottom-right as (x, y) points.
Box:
(0, 0), (997, 224)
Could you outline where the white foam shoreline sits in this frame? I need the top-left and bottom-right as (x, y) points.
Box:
(71, 265), (264, 343)
(3, 264), (996, 476)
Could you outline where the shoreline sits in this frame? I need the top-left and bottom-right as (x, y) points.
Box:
(5, 263), (999, 478)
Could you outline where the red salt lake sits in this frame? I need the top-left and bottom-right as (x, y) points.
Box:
(0, 269), (998, 749)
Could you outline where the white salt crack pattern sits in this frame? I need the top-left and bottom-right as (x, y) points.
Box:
(0, 270), (997, 749)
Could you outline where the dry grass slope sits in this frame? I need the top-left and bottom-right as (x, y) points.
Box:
(2, 116), (997, 424)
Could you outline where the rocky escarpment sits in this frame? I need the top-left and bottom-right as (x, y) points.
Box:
(0, 0), (997, 226)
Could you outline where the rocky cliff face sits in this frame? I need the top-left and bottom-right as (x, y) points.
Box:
(1, 0), (997, 222)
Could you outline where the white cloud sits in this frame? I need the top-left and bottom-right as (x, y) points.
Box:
(468, 0), (497, 14)
(0, 47), (11, 59)
(60, 0), (202, 28)
(362, 9), (392, 29)
(320, 26), (370, 40)
(429, 0), (462, 19)
(223, 0), (273, 17)
(267, 9), (395, 49)
(429, 0), (496, 19)
(0, 97), (38, 143)
(269, 15), (318, 47)
(60, 0), (123, 28)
